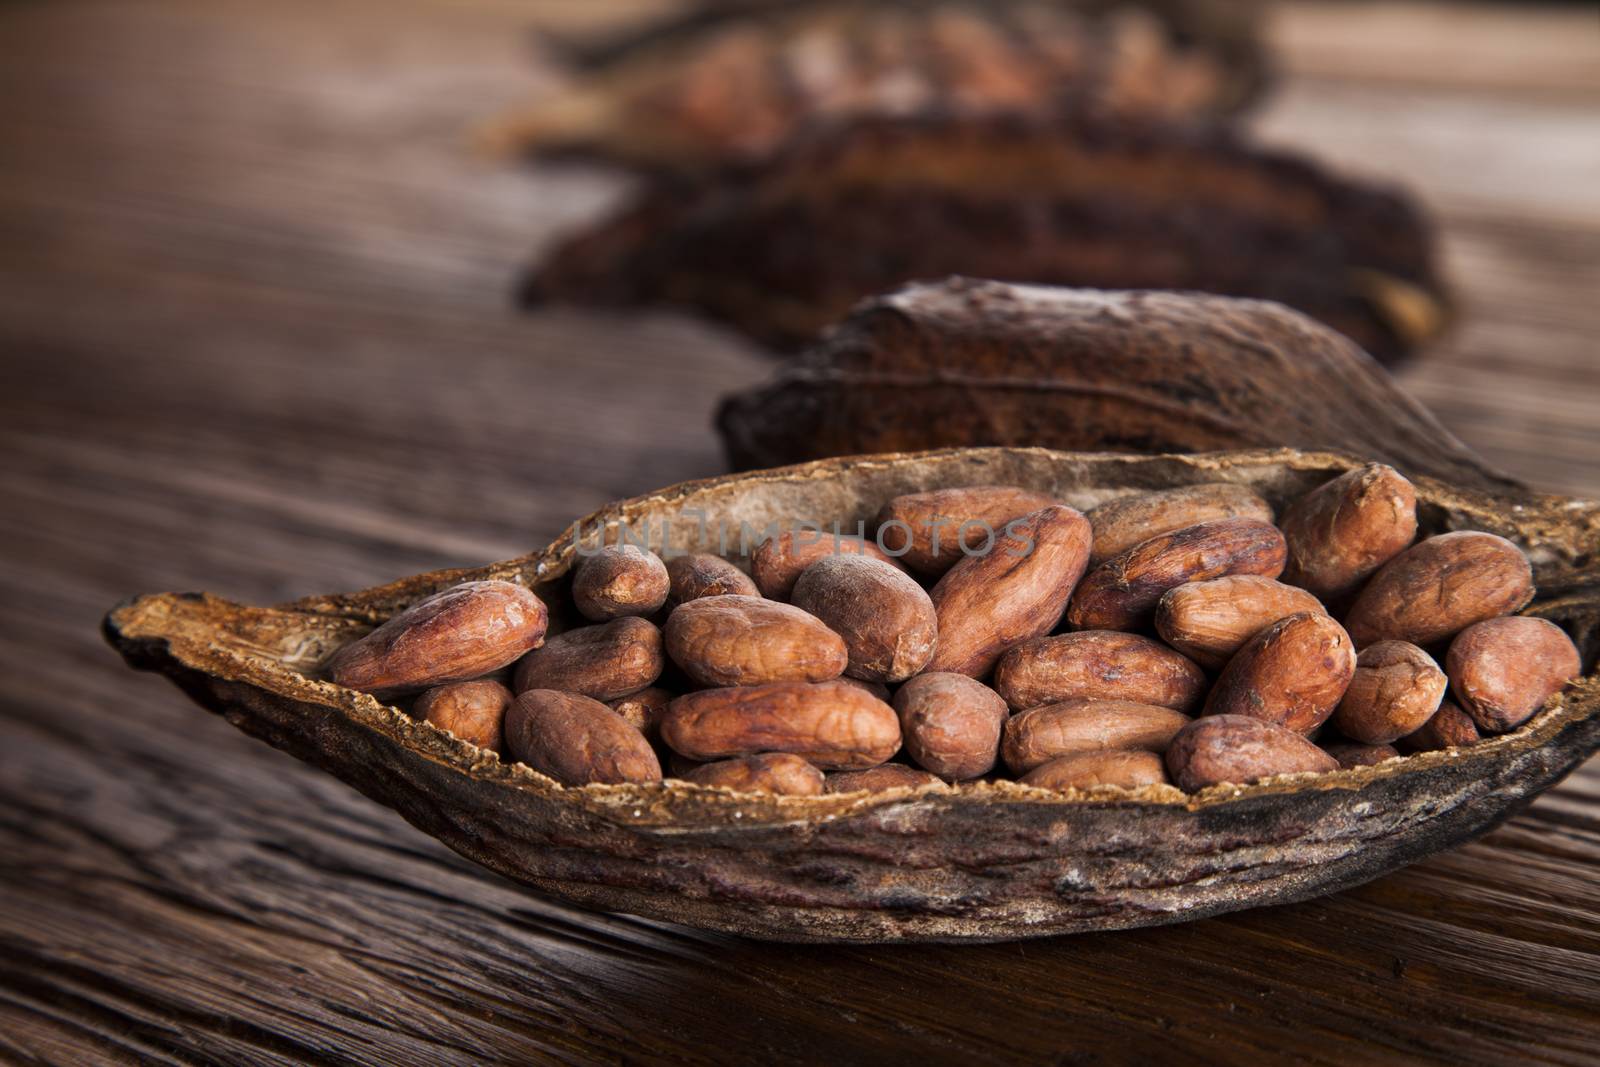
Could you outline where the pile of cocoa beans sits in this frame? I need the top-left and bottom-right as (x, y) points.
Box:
(324, 465), (1582, 796)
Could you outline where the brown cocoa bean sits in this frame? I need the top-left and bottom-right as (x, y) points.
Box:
(1331, 640), (1446, 744)
(513, 616), (663, 700)
(1165, 715), (1338, 791)
(1020, 750), (1169, 791)
(1446, 616), (1581, 733)
(505, 689), (663, 786)
(1067, 518), (1286, 632)
(1280, 464), (1417, 603)
(665, 553), (759, 605)
(993, 631), (1204, 713)
(893, 672), (1009, 781)
(661, 680), (901, 769)
(1396, 700), (1481, 753)
(1321, 741), (1400, 769)
(836, 676), (891, 701)
(1154, 575), (1327, 670)
(682, 753), (825, 796)
(1202, 612), (1356, 735)
(875, 486), (1056, 576)
(925, 505), (1092, 677)
(1344, 531), (1534, 648)
(414, 679), (513, 755)
(664, 594), (847, 687)
(1086, 484), (1274, 568)
(790, 555), (937, 683)
(1001, 700), (1191, 774)
(605, 686), (674, 738)
(751, 530), (900, 601)
(571, 545), (670, 621)
(326, 580), (548, 697)
(825, 766), (948, 794)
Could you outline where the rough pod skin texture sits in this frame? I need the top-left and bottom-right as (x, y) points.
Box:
(825, 765), (948, 794)
(992, 631), (1205, 713)
(414, 679), (513, 755)
(1446, 616), (1582, 733)
(665, 553), (758, 605)
(513, 616), (664, 701)
(1344, 531), (1534, 649)
(1166, 715), (1339, 791)
(893, 672), (1009, 781)
(1332, 641), (1447, 745)
(1154, 575), (1326, 670)
(751, 531), (900, 601)
(1002, 700), (1191, 774)
(571, 545), (669, 621)
(1020, 750), (1169, 791)
(682, 754), (825, 796)
(661, 680), (901, 770)
(1067, 518), (1286, 632)
(664, 595), (848, 687)
(1086, 484), (1274, 568)
(875, 486), (1056, 576)
(1396, 700), (1481, 753)
(1322, 741), (1400, 769)
(325, 580), (548, 697)
(605, 686), (673, 739)
(1280, 463), (1417, 604)
(925, 505), (1092, 677)
(505, 690), (663, 787)
(790, 555), (937, 683)
(1203, 611), (1356, 736)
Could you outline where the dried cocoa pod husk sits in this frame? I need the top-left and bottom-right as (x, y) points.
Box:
(717, 280), (1490, 486)
(483, 0), (1267, 173)
(106, 447), (1600, 943)
(525, 113), (1447, 364)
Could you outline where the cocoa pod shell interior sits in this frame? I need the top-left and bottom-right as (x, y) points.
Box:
(104, 448), (1599, 943)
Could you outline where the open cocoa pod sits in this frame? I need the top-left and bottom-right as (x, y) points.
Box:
(521, 113), (1446, 364)
(482, 0), (1268, 172)
(105, 448), (1598, 943)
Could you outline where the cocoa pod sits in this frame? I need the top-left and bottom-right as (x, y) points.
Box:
(526, 112), (1444, 364)
(326, 580), (548, 697)
(1087, 484), (1273, 568)
(925, 504), (1092, 677)
(505, 690), (663, 786)
(682, 754), (825, 796)
(513, 616), (663, 700)
(751, 530), (900, 601)
(661, 680), (901, 769)
(664, 594), (847, 687)
(486, 0), (1266, 172)
(1344, 531), (1535, 648)
(1331, 641), (1446, 745)
(790, 555), (937, 683)
(571, 545), (669, 621)
(665, 553), (759, 605)
(825, 766), (949, 794)
(1396, 700), (1481, 753)
(1020, 750), (1169, 791)
(893, 672), (1009, 781)
(1067, 518), (1286, 632)
(605, 686), (674, 738)
(992, 631), (1204, 713)
(1322, 741), (1400, 769)
(1165, 715), (1339, 791)
(1280, 463), (1417, 604)
(414, 679), (513, 755)
(1202, 612), (1356, 735)
(1001, 700), (1191, 774)
(1446, 616), (1582, 733)
(1154, 575), (1326, 670)
(875, 486), (1056, 576)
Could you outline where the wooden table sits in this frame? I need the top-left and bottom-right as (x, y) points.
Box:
(2, 1), (1596, 1062)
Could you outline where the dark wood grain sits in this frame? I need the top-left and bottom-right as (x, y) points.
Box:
(0, 0), (1596, 1063)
